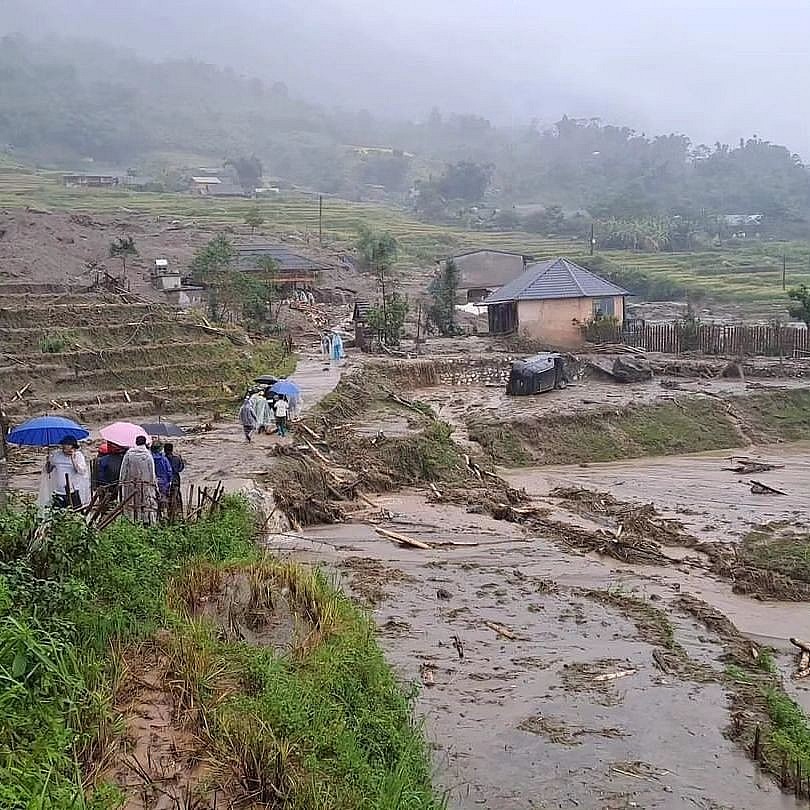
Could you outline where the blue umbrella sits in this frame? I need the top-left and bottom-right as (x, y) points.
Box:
(270, 379), (302, 398)
(7, 415), (90, 447)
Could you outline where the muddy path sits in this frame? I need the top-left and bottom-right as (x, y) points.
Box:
(6, 351), (345, 497)
(281, 485), (809, 810)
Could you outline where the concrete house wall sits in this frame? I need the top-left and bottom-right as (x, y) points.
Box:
(446, 252), (527, 301)
(517, 295), (625, 347)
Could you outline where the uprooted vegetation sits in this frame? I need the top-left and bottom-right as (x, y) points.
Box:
(0, 498), (441, 808)
(678, 595), (810, 796)
(271, 369), (527, 527)
(468, 389), (810, 466)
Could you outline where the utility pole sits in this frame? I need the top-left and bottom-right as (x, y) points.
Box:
(415, 302), (422, 355)
(783, 255), (787, 292)
(318, 195), (323, 245)
(589, 223), (595, 256)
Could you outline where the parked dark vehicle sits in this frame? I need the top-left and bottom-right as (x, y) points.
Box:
(506, 353), (568, 396)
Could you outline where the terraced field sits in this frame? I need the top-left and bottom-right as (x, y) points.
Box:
(0, 282), (292, 423)
(1, 157), (809, 313)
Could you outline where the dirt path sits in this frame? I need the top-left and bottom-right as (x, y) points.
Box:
(6, 350), (345, 498)
(288, 493), (804, 810)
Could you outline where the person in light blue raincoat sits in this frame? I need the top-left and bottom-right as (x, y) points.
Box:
(330, 330), (345, 361)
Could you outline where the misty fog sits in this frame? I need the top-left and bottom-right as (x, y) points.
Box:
(3, 0), (810, 154)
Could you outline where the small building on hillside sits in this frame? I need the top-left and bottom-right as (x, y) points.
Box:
(234, 243), (331, 287)
(484, 257), (629, 348)
(62, 174), (119, 188)
(438, 249), (533, 303)
(191, 176), (223, 195)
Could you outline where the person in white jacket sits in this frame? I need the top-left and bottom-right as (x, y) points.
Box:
(38, 435), (91, 509)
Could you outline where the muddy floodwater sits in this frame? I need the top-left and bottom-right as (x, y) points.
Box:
(286, 447), (810, 809)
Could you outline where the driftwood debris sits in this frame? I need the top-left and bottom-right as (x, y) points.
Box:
(725, 456), (783, 475)
(790, 639), (810, 679)
(484, 621), (518, 640)
(451, 635), (465, 660)
(11, 383), (31, 401)
(374, 526), (432, 550)
(750, 480), (787, 496)
(593, 668), (638, 683)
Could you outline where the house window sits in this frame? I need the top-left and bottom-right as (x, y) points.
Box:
(592, 297), (615, 319)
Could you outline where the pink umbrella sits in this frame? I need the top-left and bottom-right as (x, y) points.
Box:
(100, 421), (149, 448)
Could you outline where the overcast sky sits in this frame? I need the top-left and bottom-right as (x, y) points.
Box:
(4, 0), (810, 154)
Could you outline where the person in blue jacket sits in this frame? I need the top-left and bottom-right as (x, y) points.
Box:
(150, 441), (174, 518)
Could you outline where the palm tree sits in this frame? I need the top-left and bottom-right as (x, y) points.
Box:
(109, 236), (138, 275)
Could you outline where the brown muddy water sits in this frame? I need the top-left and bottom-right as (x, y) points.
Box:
(282, 449), (810, 809)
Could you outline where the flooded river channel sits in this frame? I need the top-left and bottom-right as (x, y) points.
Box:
(286, 445), (810, 809)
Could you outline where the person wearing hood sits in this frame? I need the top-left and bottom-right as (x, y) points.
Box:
(93, 441), (127, 511)
(151, 441), (173, 517)
(38, 435), (91, 509)
(238, 393), (258, 442)
(119, 436), (158, 525)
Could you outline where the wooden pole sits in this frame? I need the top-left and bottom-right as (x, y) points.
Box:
(318, 195), (323, 245)
(783, 255), (787, 291)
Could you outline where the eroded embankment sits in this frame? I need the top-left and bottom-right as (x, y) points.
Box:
(468, 388), (810, 466)
(0, 499), (441, 808)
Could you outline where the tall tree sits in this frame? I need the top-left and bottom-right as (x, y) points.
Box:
(355, 225), (405, 345)
(788, 285), (810, 326)
(428, 259), (462, 336)
(108, 236), (138, 275)
(244, 206), (264, 236)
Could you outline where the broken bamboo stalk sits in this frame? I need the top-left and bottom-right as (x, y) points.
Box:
(304, 438), (331, 465)
(374, 526), (432, 550)
(483, 621), (517, 640)
(11, 383), (30, 401)
(790, 638), (810, 655)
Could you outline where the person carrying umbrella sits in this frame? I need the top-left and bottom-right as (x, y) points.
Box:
(273, 394), (290, 438)
(151, 441), (173, 518)
(38, 435), (91, 510)
(164, 443), (185, 520)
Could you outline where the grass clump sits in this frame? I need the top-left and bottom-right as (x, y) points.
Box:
(740, 523), (810, 584)
(0, 498), (440, 808)
(469, 397), (741, 466)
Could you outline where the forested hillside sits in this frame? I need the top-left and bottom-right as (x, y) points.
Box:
(2, 34), (810, 234)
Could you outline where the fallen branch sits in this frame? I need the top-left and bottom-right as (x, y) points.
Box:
(750, 480), (787, 496)
(790, 638), (810, 655)
(374, 526), (432, 550)
(483, 621), (517, 640)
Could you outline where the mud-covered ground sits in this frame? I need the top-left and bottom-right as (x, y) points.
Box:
(284, 489), (807, 809)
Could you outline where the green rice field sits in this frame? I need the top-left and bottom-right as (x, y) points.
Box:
(1, 157), (809, 311)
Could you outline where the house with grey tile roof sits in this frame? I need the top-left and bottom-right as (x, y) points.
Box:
(483, 257), (629, 347)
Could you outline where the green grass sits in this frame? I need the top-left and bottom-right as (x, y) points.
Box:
(741, 523), (810, 584)
(0, 498), (440, 808)
(735, 390), (810, 442)
(2, 162), (810, 310)
(763, 688), (810, 776)
(470, 397), (741, 466)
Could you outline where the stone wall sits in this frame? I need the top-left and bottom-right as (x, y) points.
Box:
(370, 357), (512, 389)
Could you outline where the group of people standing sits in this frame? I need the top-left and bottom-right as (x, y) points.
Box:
(39, 435), (185, 525)
(321, 330), (345, 362)
(239, 388), (292, 441)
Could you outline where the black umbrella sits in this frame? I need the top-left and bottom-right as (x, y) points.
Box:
(254, 374), (279, 385)
(141, 421), (185, 437)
